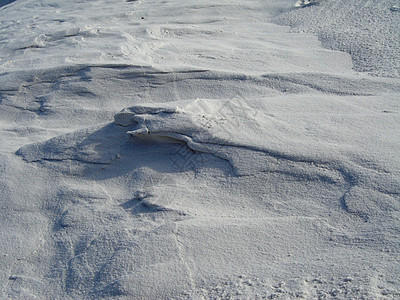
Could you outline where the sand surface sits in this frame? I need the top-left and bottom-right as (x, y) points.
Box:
(1, 0), (399, 299)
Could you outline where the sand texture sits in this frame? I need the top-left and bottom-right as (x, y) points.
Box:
(0, 0), (399, 299)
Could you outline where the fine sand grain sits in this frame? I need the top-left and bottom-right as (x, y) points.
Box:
(1, 0), (399, 299)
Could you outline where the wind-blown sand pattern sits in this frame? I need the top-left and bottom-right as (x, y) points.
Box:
(1, 0), (399, 299)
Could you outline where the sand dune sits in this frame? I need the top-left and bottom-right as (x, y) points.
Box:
(1, 0), (399, 299)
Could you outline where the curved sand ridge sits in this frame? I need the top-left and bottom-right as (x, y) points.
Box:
(18, 90), (399, 220)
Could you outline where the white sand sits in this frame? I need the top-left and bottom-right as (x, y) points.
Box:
(274, 0), (400, 78)
(1, 0), (399, 299)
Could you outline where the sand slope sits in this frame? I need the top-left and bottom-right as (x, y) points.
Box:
(1, 0), (399, 299)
